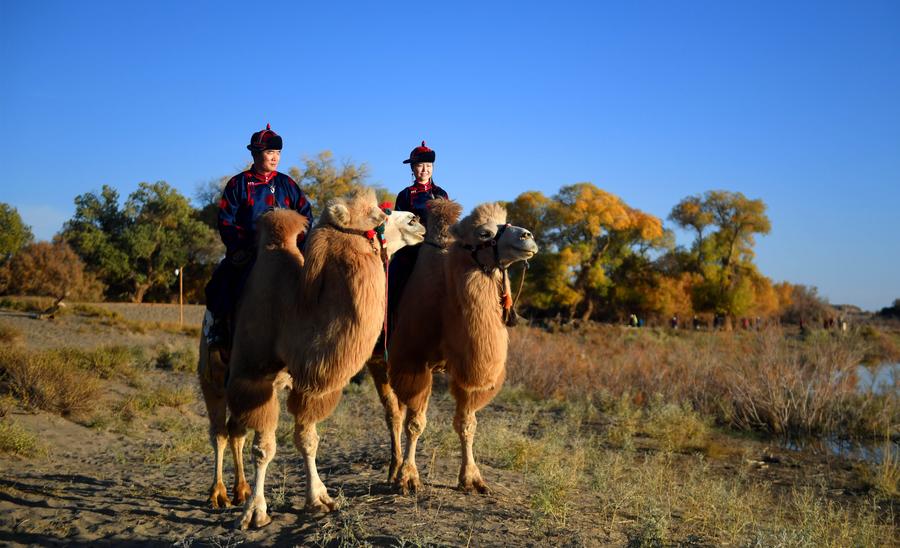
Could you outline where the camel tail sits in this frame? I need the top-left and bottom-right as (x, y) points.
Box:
(257, 209), (310, 251)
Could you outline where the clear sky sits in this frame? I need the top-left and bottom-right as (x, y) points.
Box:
(1, 1), (898, 310)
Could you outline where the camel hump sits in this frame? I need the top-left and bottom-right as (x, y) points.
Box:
(257, 209), (310, 250)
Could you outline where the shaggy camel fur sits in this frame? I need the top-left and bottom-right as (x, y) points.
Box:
(373, 200), (538, 493)
(368, 198), (461, 481)
(197, 197), (424, 521)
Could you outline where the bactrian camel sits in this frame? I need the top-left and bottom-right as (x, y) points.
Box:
(372, 200), (538, 493)
(197, 192), (424, 525)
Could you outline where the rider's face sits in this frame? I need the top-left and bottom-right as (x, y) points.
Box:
(254, 149), (281, 173)
(411, 162), (432, 184)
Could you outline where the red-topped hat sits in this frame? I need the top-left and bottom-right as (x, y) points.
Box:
(402, 140), (436, 164)
(247, 124), (283, 152)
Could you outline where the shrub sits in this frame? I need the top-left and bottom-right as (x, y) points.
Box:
(507, 324), (883, 439)
(0, 241), (104, 300)
(49, 346), (146, 380)
(0, 419), (46, 456)
(154, 344), (197, 372)
(0, 347), (102, 417)
(0, 323), (22, 346)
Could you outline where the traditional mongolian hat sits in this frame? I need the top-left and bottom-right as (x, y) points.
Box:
(247, 124), (283, 152)
(402, 141), (435, 164)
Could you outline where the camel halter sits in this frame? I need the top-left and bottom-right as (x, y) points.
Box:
(460, 224), (527, 327)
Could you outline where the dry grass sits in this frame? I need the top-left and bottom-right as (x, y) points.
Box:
(508, 324), (897, 440)
(47, 345), (148, 380)
(0, 296), (58, 314)
(0, 347), (102, 418)
(0, 323), (23, 346)
(858, 442), (900, 498)
(468, 395), (895, 545)
(154, 344), (198, 372)
(143, 415), (207, 464)
(0, 419), (46, 457)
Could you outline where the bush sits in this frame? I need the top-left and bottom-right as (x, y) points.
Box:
(0, 347), (102, 417)
(0, 419), (46, 457)
(0, 323), (22, 346)
(0, 241), (104, 300)
(154, 345), (197, 372)
(507, 324), (886, 439)
(54, 346), (149, 382)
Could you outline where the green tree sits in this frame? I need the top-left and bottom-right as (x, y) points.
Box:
(289, 151), (391, 213)
(61, 182), (222, 302)
(669, 190), (770, 318)
(0, 203), (34, 262)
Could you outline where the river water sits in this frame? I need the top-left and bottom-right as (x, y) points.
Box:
(782, 363), (898, 464)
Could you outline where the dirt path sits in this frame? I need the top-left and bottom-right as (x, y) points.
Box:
(1, 393), (584, 547)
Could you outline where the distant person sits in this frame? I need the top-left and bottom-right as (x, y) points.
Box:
(387, 141), (450, 334)
(692, 315), (700, 330)
(629, 313), (638, 328)
(204, 124), (314, 350)
(670, 315), (678, 329)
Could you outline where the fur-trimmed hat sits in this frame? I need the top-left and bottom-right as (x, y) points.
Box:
(402, 141), (435, 164)
(247, 124), (283, 152)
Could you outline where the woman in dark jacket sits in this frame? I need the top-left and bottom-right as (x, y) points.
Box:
(387, 141), (449, 334)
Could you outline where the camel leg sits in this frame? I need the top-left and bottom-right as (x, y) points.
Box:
(294, 422), (337, 512)
(289, 388), (343, 512)
(228, 383), (280, 530)
(394, 371), (433, 495)
(209, 432), (230, 508)
(229, 432), (251, 505)
(198, 340), (231, 508)
(451, 379), (502, 494)
(234, 427), (276, 529)
(368, 359), (406, 482)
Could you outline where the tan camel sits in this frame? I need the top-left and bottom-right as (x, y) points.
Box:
(373, 200), (538, 493)
(197, 198), (425, 516)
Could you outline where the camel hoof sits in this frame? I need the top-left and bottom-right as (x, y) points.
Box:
(459, 478), (490, 495)
(210, 482), (231, 509)
(236, 507), (271, 530)
(395, 464), (422, 495)
(236, 496), (271, 530)
(232, 480), (252, 506)
(305, 495), (338, 513)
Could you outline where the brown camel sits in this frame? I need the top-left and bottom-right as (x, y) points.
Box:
(197, 194), (424, 522)
(372, 200), (538, 493)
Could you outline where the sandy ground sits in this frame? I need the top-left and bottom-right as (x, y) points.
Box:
(0, 302), (895, 546)
(0, 304), (593, 546)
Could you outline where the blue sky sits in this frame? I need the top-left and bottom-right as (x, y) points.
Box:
(1, 1), (898, 310)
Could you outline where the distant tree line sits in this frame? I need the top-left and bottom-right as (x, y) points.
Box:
(0, 153), (879, 323)
(506, 184), (841, 325)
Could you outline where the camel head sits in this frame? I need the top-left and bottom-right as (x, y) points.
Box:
(320, 187), (388, 232)
(383, 210), (426, 258)
(452, 202), (539, 270)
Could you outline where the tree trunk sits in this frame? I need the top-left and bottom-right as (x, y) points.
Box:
(133, 283), (150, 303)
(579, 299), (594, 322)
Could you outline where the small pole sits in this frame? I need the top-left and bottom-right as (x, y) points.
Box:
(179, 266), (184, 327)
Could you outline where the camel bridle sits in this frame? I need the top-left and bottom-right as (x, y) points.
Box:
(460, 223), (528, 327)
